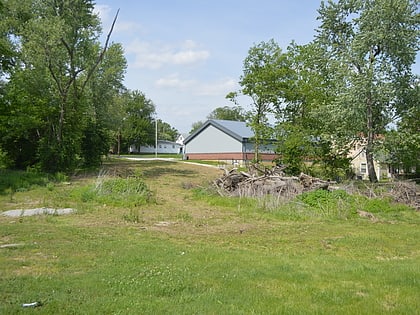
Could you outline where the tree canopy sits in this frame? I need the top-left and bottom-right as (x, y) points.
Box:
(228, 0), (419, 180)
(0, 0), (180, 172)
(315, 0), (419, 181)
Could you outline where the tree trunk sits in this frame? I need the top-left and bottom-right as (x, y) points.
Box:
(366, 94), (378, 183)
(117, 128), (121, 156)
(366, 144), (377, 182)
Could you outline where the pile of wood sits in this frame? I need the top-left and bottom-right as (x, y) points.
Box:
(214, 165), (331, 198)
(389, 180), (420, 210)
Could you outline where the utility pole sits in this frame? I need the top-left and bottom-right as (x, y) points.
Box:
(155, 117), (158, 158)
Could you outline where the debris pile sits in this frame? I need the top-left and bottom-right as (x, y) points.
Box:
(388, 180), (419, 210)
(214, 165), (331, 198)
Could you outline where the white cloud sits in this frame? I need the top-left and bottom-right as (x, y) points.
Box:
(94, 4), (144, 35)
(155, 73), (195, 89)
(182, 39), (198, 49)
(126, 39), (210, 69)
(172, 49), (210, 65)
(114, 21), (144, 34)
(196, 78), (238, 96)
(155, 75), (238, 97)
(94, 4), (111, 23)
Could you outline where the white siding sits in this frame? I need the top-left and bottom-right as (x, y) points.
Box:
(186, 125), (242, 153)
(129, 141), (181, 154)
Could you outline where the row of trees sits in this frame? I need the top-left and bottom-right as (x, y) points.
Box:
(228, 0), (419, 182)
(0, 0), (178, 173)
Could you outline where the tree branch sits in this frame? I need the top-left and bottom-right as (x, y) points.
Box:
(81, 9), (120, 91)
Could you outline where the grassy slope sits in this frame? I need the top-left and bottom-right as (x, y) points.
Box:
(0, 160), (419, 314)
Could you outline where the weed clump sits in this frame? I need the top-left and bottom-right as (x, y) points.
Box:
(94, 175), (153, 207)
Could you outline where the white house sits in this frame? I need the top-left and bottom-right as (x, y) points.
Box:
(129, 140), (182, 154)
(175, 133), (188, 155)
(184, 119), (276, 164)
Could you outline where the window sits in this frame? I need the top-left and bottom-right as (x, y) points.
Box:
(360, 163), (367, 174)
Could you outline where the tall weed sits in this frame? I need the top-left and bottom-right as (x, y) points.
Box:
(96, 177), (152, 206)
(296, 189), (355, 218)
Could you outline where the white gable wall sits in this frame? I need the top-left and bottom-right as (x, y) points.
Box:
(186, 125), (242, 153)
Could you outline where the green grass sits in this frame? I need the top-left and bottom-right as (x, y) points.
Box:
(1, 160), (419, 314)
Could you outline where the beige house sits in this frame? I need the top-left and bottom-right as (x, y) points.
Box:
(349, 139), (391, 180)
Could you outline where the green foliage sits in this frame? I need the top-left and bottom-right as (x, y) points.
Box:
(121, 90), (156, 150)
(189, 120), (204, 134)
(53, 172), (69, 183)
(315, 0), (419, 182)
(293, 189), (354, 219)
(94, 176), (153, 207)
(295, 188), (412, 220)
(276, 124), (312, 175)
(228, 39), (287, 161)
(310, 138), (353, 180)
(0, 169), (50, 194)
(0, 148), (11, 169)
(69, 174), (153, 211)
(207, 106), (247, 121)
(380, 100), (420, 176)
(298, 189), (350, 208)
(156, 119), (179, 142)
(122, 208), (142, 223)
(97, 177), (149, 195)
(362, 197), (411, 214)
(81, 122), (111, 168)
(0, 0), (128, 172)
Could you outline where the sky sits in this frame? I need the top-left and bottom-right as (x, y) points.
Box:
(94, 1), (419, 135)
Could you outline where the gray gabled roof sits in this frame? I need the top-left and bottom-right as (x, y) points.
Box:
(184, 119), (253, 144)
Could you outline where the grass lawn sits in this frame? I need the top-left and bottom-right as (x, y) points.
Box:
(1, 159), (419, 314)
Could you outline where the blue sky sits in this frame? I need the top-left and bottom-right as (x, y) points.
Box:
(94, 1), (419, 134)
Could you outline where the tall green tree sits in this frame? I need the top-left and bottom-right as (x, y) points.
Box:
(82, 43), (127, 166)
(121, 90), (156, 152)
(1, 0), (122, 172)
(228, 39), (289, 162)
(382, 79), (420, 175)
(273, 42), (352, 178)
(157, 120), (179, 142)
(315, 0), (419, 182)
(0, 0), (32, 168)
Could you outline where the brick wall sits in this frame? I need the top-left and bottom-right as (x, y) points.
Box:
(186, 152), (278, 162)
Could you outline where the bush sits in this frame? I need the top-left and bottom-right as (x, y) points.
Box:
(297, 189), (350, 208)
(0, 148), (11, 169)
(362, 197), (410, 213)
(0, 169), (50, 194)
(294, 189), (355, 219)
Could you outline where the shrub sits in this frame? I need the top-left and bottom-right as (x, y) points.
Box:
(362, 197), (411, 213)
(295, 189), (355, 219)
(297, 189), (350, 208)
(0, 148), (11, 169)
(0, 169), (50, 194)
